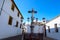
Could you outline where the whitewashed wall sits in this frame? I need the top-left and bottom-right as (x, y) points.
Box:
(0, 0), (22, 39)
(26, 25), (31, 33)
(46, 16), (60, 40)
(26, 25), (42, 33)
(34, 25), (39, 33)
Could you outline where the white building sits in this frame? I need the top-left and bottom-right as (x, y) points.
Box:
(25, 20), (44, 33)
(46, 15), (60, 40)
(0, 0), (23, 39)
(25, 22), (31, 33)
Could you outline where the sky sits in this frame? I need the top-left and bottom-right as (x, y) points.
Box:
(14, 0), (60, 22)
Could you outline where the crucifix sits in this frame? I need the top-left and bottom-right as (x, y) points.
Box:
(28, 8), (37, 34)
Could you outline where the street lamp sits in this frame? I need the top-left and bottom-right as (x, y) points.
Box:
(42, 18), (46, 37)
(27, 17), (30, 22)
(28, 8), (37, 34)
(36, 18), (38, 24)
(27, 17), (30, 25)
(20, 18), (24, 40)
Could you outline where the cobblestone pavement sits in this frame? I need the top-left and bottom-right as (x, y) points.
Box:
(0, 35), (55, 40)
(0, 35), (22, 40)
(0, 37), (55, 40)
(43, 37), (55, 40)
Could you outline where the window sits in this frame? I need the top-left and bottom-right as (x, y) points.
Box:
(11, 3), (14, 11)
(17, 12), (19, 17)
(48, 26), (50, 33)
(16, 21), (18, 27)
(20, 24), (22, 28)
(55, 24), (58, 32)
(8, 16), (13, 25)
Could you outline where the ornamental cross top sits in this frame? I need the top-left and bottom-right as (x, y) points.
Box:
(28, 8), (37, 23)
(28, 8), (37, 13)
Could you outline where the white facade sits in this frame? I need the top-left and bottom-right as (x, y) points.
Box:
(34, 25), (40, 33)
(46, 15), (60, 40)
(0, 0), (23, 39)
(25, 21), (44, 33)
(25, 25), (31, 33)
(26, 25), (40, 33)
